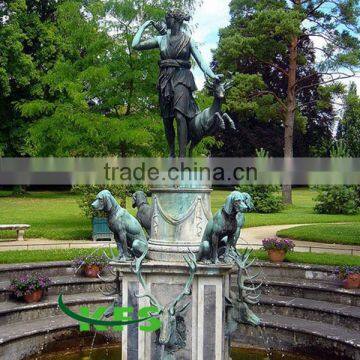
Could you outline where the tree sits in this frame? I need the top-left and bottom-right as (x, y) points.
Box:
(1, 0), (198, 157)
(212, 36), (335, 158)
(215, 0), (360, 204)
(337, 82), (360, 157)
(0, 0), (63, 155)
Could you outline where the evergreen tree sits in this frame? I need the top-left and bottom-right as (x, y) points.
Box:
(212, 36), (335, 157)
(215, 0), (360, 204)
(337, 82), (360, 157)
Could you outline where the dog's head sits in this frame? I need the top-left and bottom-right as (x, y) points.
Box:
(92, 190), (116, 213)
(132, 191), (148, 208)
(223, 191), (253, 215)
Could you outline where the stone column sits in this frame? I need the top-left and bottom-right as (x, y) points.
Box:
(115, 261), (232, 360)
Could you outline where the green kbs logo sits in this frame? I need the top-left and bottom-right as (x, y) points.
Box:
(58, 294), (161, 332)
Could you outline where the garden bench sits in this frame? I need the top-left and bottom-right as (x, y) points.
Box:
(0, 224), (30, 241)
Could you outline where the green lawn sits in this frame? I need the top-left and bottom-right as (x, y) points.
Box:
(277, 223), (360, 245)
(213, 189), (360, 228)
(0, 247), (358, 266)
(0, 188), (360, 240)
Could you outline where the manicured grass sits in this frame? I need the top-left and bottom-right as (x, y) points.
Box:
(242, 188), (360, 228)
(0, 248), (91, 264)
(277, 223), (360, 245)
(0, 189), (360, 240)
(0, 247), (358, 266)
(0, 191), (91, 240)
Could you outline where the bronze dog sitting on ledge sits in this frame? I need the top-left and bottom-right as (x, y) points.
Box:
(197, 191), (253, 264)
(92, 190), (148, 268)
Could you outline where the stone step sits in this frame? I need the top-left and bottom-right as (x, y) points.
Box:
(0, 261), (338, 282)
(234, 276), (360, 306)
(0, 292), (116, 325)
(257, 294), (360, 331)
(0, 314), (78, 346)
(234, 314), (360, 360)
(0, 275), (115, 302)
(261, 313), (360, 348)
(250, 261), (337, 282)
(0, 261), (75, 281)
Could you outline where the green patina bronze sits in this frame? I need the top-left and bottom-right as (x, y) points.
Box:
(197, 191), (253, 263)
(225, 248), (262, 337)
(132, 8), (235, 158)
(133, 251), (197, 360)
(91, 190), (148, 270)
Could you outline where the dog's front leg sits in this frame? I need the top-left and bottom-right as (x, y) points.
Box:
(118, 231), (132, 261)
(211, 233), (219, 264)
(114, 233), (124, 259)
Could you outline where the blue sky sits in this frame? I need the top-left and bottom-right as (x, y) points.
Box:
(191, 0), (231, 88)
(190, 0), (359, 94)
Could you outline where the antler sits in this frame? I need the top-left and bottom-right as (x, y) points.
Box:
(132, 260), (163, 311)
(169, 250), (197, 314)
(229, 248), (262, 305)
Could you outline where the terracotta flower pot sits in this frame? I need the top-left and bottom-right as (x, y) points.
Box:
(84, 265), (101, 278)
(343, 274), (360, 289)
(24, 289), (43, 303)
(355, 274), (360, 288)
(267, 249), (286, 263)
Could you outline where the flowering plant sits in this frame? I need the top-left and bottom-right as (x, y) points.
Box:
(8, 273), (52, 298)
(262, 237), (295, 252)
(335, 266), (360, 280)
(73, 254), (109, 270)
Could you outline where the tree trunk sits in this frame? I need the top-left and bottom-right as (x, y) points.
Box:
(282, 22), (298, 205)
(125, 78), (133, 116)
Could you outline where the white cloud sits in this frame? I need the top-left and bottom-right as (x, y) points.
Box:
(190, 0), (231, 88)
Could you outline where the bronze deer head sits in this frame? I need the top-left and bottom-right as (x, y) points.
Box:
(226, 248), (262, 336)
(133, 252), (197, 359)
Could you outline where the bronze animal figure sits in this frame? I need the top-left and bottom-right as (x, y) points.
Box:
(92, 190), (148, 270)
(133, 251), (197, 360)
(188, 77), (235, 156)
(196, 191), (253, 263)
(132, 191), (153, 237)
(225, 248), (261, 337)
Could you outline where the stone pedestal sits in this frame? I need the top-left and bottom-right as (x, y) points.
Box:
(148, 186), (212, 261)
(114, 261), (232, 360)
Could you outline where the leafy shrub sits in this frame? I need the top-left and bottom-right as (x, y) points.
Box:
(236, 148), (283, 213)
(9, 273), (52, 298)
(236, 184), (283, 213)
(262, 237), (295, 252)
(72, 185), (127, 218)
(313, 185), (359, 215)
(313, 142), (360, 215)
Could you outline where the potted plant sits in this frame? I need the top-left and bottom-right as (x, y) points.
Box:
(262, 237), (295, 263)
(8, 273), (52, 303)
(335, 266), (360, 289)
(73, 254), (109, 278)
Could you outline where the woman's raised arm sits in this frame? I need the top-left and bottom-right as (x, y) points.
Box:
(132, 20), (160, 51)
(190, 39), (222, 81)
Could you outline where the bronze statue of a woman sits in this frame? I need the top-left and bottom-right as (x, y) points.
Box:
(132, 9), (222, 158)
